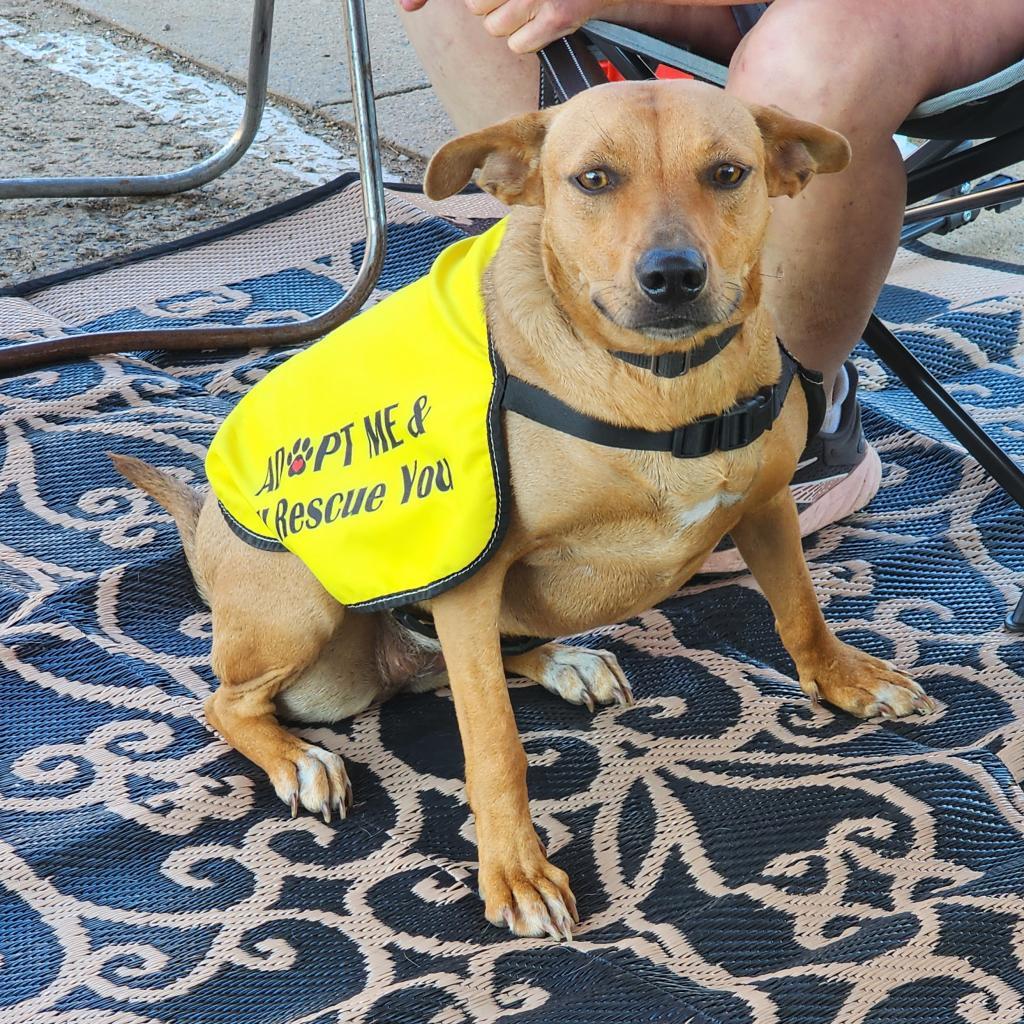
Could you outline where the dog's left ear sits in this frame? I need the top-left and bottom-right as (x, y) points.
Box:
(747, 104), (851, 199)
(424, 110), (552, 206)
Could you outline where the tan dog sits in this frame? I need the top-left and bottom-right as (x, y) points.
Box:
(111, 80), (932, 940)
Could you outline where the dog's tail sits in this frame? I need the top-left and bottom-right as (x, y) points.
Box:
(108, 453), (206, 589)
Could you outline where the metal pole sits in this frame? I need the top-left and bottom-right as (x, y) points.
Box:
(0, 0), (274, 199)
(0, 0), (386, 371)
(862, 315), (1024, 509)
(904, 178), (1024, 224)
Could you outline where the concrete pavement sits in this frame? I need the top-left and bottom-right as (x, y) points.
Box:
(0, 0), (416, 285)
(65, 0), (457, 158)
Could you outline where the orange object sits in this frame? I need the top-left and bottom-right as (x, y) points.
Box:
(598, 59), (693, 83)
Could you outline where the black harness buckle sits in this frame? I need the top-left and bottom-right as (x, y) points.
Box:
(669, 385), (778, 458)
(671, 416), (717, 457)
(651, 348), (692, 378)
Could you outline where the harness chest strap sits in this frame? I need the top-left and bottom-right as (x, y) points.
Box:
(500, 342), (826, 457)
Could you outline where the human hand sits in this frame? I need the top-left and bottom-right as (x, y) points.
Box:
(399, 0), (616, 54)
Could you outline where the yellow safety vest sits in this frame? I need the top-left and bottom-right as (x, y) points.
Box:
(206, 219), (509, 611)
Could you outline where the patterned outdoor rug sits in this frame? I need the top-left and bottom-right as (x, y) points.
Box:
(2, 175), (1024, 1024)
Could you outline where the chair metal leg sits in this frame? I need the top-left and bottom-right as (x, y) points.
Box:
(906, 125), (1024, 205)
(0, 0), (386, 370)
(0, 0), (274, 199)
(904, 176), (1024, 225)
(1006, 595), (1024, 632)
(902, 139), (965, 175)
(862, 315), (1024, 631)
(862, 314), (1024, 509)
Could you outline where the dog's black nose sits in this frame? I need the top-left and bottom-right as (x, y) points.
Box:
(635, 248), (707, 305)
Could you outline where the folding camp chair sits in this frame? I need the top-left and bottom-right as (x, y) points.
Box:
(539, 27), (1024, 630)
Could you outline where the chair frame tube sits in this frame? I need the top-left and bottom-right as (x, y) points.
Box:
(0, 0), (387, 372)
(0, 0), (275, 200)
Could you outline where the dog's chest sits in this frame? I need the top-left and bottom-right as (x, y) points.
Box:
(503, 428), (789, 634)
(667, 485), (746, 531)
(630, 465), (753, 562)
(508, 454), (757, 634)
(554, 450), (758, 561)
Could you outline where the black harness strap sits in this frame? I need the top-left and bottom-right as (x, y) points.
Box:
(391, 606), (552, 656)
(502, 343), (823, 458)
(611, 323), (743, 378)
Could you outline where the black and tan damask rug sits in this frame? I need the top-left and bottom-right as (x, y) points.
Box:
(2, 176), (1024, 1024)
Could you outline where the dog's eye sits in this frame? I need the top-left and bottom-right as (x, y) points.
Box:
(574, 168), (611, 192)
(711, 163), (749, 188)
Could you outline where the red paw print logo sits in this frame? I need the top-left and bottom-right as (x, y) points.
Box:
(287, 438), (314, 476)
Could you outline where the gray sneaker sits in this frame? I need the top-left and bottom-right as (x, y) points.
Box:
(701, 361), (882, 573)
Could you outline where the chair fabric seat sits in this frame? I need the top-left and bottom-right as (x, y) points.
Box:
(911, 55), (1024, 118)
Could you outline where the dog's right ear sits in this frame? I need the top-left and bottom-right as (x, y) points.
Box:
(424, 111), (552, 206)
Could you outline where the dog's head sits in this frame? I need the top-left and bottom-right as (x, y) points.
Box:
(425, 80), (850, 352)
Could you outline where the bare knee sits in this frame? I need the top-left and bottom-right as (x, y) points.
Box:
(727, 0), (930, 136)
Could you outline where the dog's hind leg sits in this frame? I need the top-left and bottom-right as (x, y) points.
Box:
(504, 644), (634, 711)
(199, 505), (355, 822)
(276, 612), (390, 724)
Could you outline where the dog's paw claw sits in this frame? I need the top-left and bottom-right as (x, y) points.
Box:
(612, 675), (635, 707)
(271, 743), (352, 822)
(483, 854), (578, 940)
(546, 897), (576, 942)
(801, 643), (931, 722)
(535, 646), (634, 712)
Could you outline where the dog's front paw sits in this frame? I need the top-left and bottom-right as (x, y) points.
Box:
(266, 742), (353, 822)
(515, 644), (634, 711)
(798, 642), (935, 720)
(480, 848), (578, 940)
